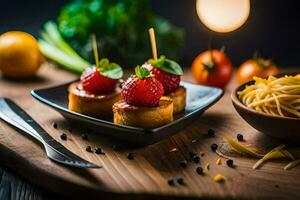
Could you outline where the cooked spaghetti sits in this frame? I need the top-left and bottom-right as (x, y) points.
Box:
(238, 74), (300, 118)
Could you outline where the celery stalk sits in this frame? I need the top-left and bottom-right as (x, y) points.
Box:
(39, 21), (91, 73)
(39, 39), (90, 74)
(43, 21), (84, 61)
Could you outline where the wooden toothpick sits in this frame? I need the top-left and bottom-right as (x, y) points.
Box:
(92, 34), (99, 68)
(148, 27), (158, 60)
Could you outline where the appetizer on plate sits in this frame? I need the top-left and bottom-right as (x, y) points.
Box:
(146, 28), (186, 114)
(113, 66), (173, 128)
(68, 36), (123, 118)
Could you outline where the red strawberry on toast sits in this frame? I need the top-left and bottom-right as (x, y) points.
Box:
(113, 66), (173, 128)
(68, 35), (123, 118)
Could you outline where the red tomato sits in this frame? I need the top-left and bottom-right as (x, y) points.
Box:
(237, 58), (279, 84)
(192, 50), (233, 88)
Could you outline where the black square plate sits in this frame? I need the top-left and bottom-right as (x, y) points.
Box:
(31, 81), (223, 145)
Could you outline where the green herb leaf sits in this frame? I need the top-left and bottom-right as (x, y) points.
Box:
(148, 55), (183, 75)
(135, 66), (153, 79)
(99, 58), (109, 69)
(98, 58), (123, 79)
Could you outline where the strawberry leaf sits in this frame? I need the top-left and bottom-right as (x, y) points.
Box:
(135, 66), (154, 79)
(98, 58), (123, 79)
(99, 58), (109, 69)
(148, 55), (183, 75)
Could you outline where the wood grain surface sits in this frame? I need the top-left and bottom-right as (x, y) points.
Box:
(0, 64), (299, 200)
(0, 167), (56, 200)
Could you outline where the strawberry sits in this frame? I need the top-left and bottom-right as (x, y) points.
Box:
(121, 66), (164, 107)
(144, 63), (181, 93)
(80, 66), (117, 95)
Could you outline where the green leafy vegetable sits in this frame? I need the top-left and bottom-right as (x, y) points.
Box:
(148, 56), (183, 75)
(56, 0), (184, 67)
(135, 66), (153, 79)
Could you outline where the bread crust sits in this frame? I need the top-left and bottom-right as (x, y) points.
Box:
(68, 82), (121, 118)
(113, 97), (173, 128)
(167, 86), (186, 114)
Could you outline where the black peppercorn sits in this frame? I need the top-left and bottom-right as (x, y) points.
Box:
(52, 122), (58, 129)
(196, 166), (203, 175)
(226, 159), (234, 167)
(211, 143), (218, 151)
(60, 133), (67, 140)
(180, 160), (188, 168)
(95, 147), (102, 154)
(237, 134), (244, 141)
(127, 152), (134, 160)
(167, 177), (175, 186)
(81, 134), (88, 140)
(189, 151), (197, 158)
(192, 155), (201, 163)
(68, 128), (72, 133)
(86, 146), (92, 152)
(176, 176), (184, 185)
(207, 128), (215, 137)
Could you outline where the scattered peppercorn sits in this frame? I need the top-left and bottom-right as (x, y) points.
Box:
(167, 177), (175, 186)
(226, 159), (234, 167)
(189, 151), (197, 158)
(127, 152), (134, 160)
(237, 134), (244, 141)
(211, 143), (218, 151)
(196, 166), (203, 175)
(60, 133), (67, 140)
(52, 122), (58, 129)
(95, 147), (103, 154)
(81, 134), (88, 140)
(68, 128), (72, 133)
(176, 176), (184, 185)
(192, 155), (200, 163)
(86, 146), (92, 152)
(180, 160), (188, 168)
(207, 128), (215, 137)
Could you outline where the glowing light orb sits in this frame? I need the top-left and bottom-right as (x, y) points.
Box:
(196, 0), (250, 33)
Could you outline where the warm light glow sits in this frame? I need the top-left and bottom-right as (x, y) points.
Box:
(196, 0), (250, 33)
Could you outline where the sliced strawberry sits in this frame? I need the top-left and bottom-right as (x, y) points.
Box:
(144, 63), (180, 93)
(80, 66), (117, 95)
(121, 66), (164, 107)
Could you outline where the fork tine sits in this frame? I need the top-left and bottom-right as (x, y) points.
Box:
(45, 144), (100, 168)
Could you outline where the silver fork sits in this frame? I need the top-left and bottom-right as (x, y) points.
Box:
(0, 98), (100, 168)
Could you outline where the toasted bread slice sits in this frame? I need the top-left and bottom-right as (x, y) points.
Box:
(167, 86), (186, 114)
(113, 97), (173, 128)
(68, 82), (121, 118)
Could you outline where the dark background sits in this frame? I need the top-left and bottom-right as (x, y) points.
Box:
(1, 0), (300, 67)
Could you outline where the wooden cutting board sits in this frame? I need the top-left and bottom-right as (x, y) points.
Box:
(0, 64), (299, 199)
